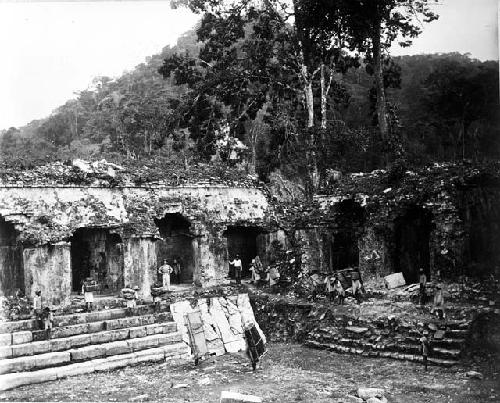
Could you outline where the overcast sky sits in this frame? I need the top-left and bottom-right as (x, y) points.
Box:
(0, 0), (497, 130)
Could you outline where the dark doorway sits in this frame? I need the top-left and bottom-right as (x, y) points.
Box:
(0, 217), (24, 296)
(155, 214), (195, 283)
(70, 228), (123, 293)
(329, 200), (365, 271)
(394, 207), (432, 283)
(330, 232), (359, 271)
(224, 226), (262, 279)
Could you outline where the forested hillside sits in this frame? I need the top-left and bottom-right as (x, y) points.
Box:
(1, 6), (498, 188)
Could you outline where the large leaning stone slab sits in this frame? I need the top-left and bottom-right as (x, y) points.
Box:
(11, 331), (32, 345)
(384, 273), (406, 289)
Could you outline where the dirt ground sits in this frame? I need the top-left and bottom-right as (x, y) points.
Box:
(1, 343), (498, 403)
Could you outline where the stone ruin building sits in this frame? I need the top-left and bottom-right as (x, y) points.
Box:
(0, 161), (499, 306)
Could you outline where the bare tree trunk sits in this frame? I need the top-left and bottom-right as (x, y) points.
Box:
(372, 22), (388, 142)
(320, 63), (327, 130)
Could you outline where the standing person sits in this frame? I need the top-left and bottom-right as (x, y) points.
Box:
(158, 259), (174, 291)
(33, 290), (43, 329)
(151, 282), (162, 312)
(249, 259), (261, 284)
(420, 330), (430, 371)
(172, 257), (182, 284)
(310, 271), (321, 301)
(351, 267), (363, 303)
(230, 255), (242, 285)
(333, 275), (345, 305)
(82, 277), (95, 312)
(419, 268), (427, 305)
(269, 265), (280, 291)
(42, 306), (54, 337)
(324, 274), (334, 301)
(433, 284), (445, 319)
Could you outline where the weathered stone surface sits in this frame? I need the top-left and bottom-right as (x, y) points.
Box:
(433, 330), (445, 339)
(89, 331), (114, 345)
(104, 341), (131, 356)
(0, 333), (12, 346)
(344, 396), (363, 403)
(70, 334), (91, 348)
(366, 398), (388, 403)
(358, 387), (385, 400)
(56, 361), (96, 379)
(87, 321), (105, 333)
(11, 331), (32, 345)
(52, 323), (89, 339)
(384, 273), (406, 289)
(127, 336), (158, 352)
(0, 346), (12, 359)
(50, 338), (71, 352)
(70, 345), (106, 361)
(34, 351), (70, 369)
(31, 341), (51, 355)
(11, 343), (34, 358)
(466, 370), (483, 380)
(129, 326), (147, 339)
(111, 328), (130, 341)
(220, 391), (263, 403)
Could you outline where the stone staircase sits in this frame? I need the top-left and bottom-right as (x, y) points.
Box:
(0, 304), (190, 391)
(305, 318), (469, 367)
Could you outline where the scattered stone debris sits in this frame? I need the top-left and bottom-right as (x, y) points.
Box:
(466, 370), (484, 380)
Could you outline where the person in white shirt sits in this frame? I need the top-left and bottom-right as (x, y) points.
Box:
(158, 260), (174, 290)
(229, 255), (242, 284)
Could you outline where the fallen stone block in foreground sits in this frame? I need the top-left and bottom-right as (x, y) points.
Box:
(384, 272), (406, 289)
(357, 387), (385, 400)
(220, 391), (263, 403)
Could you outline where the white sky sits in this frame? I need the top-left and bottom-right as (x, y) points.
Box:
(0, 0), (497, 130)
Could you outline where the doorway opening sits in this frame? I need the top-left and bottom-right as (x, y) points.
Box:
(155, 213), (195, 284)
(0, 217), (24, 296)
(223, 226), (263, 279)
(70, 228), (123, 293)
(394, 206), (432, 283)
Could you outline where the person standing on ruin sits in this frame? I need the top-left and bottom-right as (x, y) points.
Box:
(433, 284), (445, 319)
(420, 330), (430, 371)
(351, 267), (363, 303)
(82, 277), (96, 312)
(333, 275), (345, 305)
(172, 257), (181, 284)
(230, 254), (242, 285)
(419, 268), (427, 305)
(33, 290), (43, 328)
(158, 259), (174, 290)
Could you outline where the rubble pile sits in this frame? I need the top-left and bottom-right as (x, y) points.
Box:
(0, 159), (260, 188)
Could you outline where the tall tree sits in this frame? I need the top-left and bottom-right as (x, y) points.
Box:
(345, 0), (438, 144)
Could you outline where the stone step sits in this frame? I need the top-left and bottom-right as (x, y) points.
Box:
(305, 340), (458, 367)
(0, 331), (182, 375)
(0, 322), (177, 360)
(307, 336), (462, 360)
(0, 303), (168, 335)
(1, 310), (172, 346)
(0, 342), (190, 391)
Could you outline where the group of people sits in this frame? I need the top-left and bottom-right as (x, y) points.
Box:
(228, 254), (281, 287)
(419, 267), (446, 319)
(321, 267), (364, 304)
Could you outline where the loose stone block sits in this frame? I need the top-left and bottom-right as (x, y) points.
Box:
(384, 272), (406, 289)
(357, 387), (385, 400)
(220, 391), (263, 403)
(11, 331), (32, 345)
